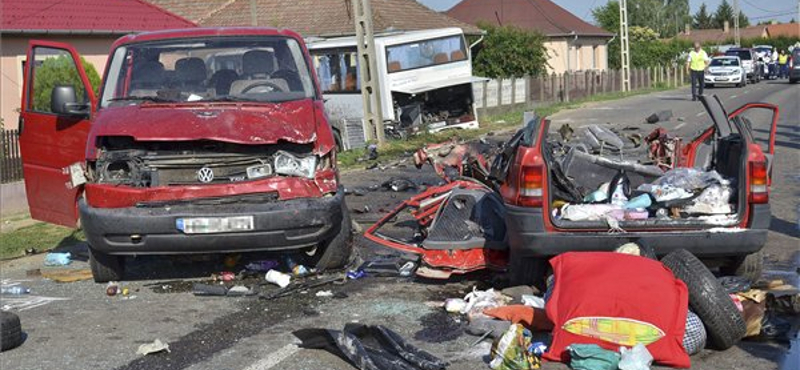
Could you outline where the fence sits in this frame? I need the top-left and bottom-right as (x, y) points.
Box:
(1, 129), (23, 184)
(474, 65), (688, 117)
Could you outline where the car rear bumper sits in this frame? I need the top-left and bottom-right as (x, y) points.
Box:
(505, 204), (769, 258)
(79, 189), (345, 255)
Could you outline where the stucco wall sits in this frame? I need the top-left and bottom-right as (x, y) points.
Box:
(1, 35), (117, 129)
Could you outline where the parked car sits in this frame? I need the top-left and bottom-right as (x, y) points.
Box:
(725, 48), (762, 83)
(705, 56), (746, 88)
(790, 47), (800, 84)
(18, 28), (353, 282)
(496, 96), (778, 286)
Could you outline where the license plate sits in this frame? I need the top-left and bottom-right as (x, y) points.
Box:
(176, 216), (254, 234)
(715, 77), (728, 81)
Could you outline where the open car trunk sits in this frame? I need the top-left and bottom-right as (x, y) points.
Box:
(543, 98), (748, 231)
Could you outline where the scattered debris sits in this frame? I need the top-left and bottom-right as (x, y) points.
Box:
(136, 339), (170, 356)
(265, 269), (291, 288)
(193, 283), (228, 297)
(260, 275), (343, 301)
(315, 290), (334, 297)
(43, 252), (72, 266)
(645, 110), (673, 124)
(41, 269), (93, 283)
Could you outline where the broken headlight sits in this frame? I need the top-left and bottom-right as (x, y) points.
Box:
(273, 151), (317, 179)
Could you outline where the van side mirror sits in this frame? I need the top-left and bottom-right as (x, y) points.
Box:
(51, 85), (89, 117)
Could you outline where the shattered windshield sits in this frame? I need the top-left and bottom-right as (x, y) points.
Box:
(100, 36), (316, 107)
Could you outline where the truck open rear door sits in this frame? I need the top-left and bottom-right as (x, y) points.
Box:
(19, 41), (96, 227)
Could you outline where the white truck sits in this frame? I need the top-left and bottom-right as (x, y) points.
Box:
(307, 28), (485, 149)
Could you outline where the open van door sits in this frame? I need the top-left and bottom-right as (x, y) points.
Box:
(19, 41), (96, 227)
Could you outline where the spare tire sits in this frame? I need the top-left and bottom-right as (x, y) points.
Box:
(661, 249), (746, 350)
(1, 311), (23, 351)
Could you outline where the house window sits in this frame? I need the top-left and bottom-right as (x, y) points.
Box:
(311, 49), (360, 94)
(592, 45), (598, 70)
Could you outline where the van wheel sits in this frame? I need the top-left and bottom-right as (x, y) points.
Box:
(1, 311), (23, 351)
(661, 249), (746, 350)
(89, 247), (125, 283)
(721, 250), (764, 283)
(304, 200), (353, 270)
(509, 256), (548, 290)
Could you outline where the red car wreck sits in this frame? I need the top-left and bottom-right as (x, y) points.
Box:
(18, 28), (352, 282)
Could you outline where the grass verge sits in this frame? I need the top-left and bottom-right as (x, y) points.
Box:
(0, 223), (84, 260)
(339, 84), (682, 170)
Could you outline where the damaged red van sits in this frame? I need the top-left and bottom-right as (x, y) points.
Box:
(19, 28), (352, 282)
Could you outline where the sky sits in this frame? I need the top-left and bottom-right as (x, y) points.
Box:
(418, 0), (797, 24)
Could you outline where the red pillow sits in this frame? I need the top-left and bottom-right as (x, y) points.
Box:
(543, 252), (690, 368)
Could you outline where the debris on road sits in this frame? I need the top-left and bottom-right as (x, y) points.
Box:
(41, 269), (93, 283)
(0, 311), (23, 352)
(265, 269), (291, 288)
(0, 285), (30, 295)
(489, 323), (541, 369)
(43, 252), (72, 266)
(645, 109), (674, 124)
(192, 283), (228, 297)
(136, 339), (170, 356)
(315, 290), (333, 297)
(294, 324), (448, 370)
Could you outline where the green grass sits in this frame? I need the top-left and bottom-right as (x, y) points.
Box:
(339, 84), (683, 170)
(0, 223), (84, 260)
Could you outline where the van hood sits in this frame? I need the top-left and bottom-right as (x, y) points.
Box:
(90, 99), (318, 145)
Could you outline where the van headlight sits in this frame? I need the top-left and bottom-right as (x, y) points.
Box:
(274, 151), (317, 178)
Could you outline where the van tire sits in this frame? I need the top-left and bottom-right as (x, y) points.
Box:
(1, 311), (23, 351)
(721, 250), (764, 283)
(308, 200), (353, 270)
(509, 256), (548, 290)
(89, 247), (125, 283)
(661, 249), (746, 350)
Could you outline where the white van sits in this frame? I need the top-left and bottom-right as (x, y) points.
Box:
(307, 28), (485, 149)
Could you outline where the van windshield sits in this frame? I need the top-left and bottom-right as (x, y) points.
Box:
(385, 35), (467, 73)
(100, 36), (316, 107)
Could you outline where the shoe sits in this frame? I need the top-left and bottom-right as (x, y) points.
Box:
(692, 97), (697, 101)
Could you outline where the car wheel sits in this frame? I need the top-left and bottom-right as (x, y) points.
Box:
(509, 256), (548, 290)
(89, 247), (125, 283)
(721, 250), (764, 283)
(0, 311), (23, 352)
(661, 249), (746, 350)
(304, 199), (353, 270)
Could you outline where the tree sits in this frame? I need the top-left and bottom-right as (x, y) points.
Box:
(713, 0), (734, 29)
(32, 56), (101, 112)
(693, 3), (714, 29)
(737, 11), (750, 28)
(471, 22), (549, 78)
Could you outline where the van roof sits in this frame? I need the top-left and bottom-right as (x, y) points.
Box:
(112, 27), (304, 49)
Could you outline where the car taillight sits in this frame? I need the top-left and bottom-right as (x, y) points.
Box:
(518, 165), (544, 207)
(749, 161), (768, 204)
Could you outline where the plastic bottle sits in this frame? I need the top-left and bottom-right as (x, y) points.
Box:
(1, 286), (30, 295)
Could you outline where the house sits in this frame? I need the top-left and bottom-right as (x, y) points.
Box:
(0, 0), (195, 129)
(146, 0), (481, 37)
(445, 0), (614, 74)
(676, 23), (768, 44)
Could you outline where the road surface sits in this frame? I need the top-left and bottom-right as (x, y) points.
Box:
(0, 81), (797, 370)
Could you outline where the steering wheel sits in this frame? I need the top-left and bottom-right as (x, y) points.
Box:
(241, 81), (286, 94)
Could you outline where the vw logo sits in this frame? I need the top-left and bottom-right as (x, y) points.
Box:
(197, 167), (215, 183)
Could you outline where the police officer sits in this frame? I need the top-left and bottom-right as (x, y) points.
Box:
(686, 42), (710, 101)
(778, 49), (790, 79)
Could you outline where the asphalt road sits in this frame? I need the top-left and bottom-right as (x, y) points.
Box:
(0, 80), (797, 370)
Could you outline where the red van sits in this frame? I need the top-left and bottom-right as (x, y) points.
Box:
(19, 28), (352, 282)
(496, 96), (778, 285)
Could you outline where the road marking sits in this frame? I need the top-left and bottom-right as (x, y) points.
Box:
(729, 95), (738, 99)
(242, 343), (300, 370)
(696, 112), (706, 117)
(675, 122), (687, 130)
(743, 90), (750, 94)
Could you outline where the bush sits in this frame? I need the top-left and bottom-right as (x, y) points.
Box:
(32, 56), (101, 112)
(472, 22), (549, 78)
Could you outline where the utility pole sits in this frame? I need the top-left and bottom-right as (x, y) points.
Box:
(619, 0), (631, 92)
(249, 0), (257, 27)
(352, 0), (385, 144)
(733, 0), (740, 46)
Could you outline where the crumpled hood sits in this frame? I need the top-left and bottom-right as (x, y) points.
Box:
(90, 99), (317, 145)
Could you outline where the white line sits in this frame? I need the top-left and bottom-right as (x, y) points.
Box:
(742, 90), (749, 94)
(729, 95), (738, 99)
(696, 112), (706, 117)
(242, 344), (300, 370)
(675, 122), (687, 130)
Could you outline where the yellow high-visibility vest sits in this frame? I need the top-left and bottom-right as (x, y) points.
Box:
(778, 54), (789, 64)
(689, 50), (708, 71)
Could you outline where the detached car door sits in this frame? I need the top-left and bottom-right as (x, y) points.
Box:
(19, 41), (96, 227)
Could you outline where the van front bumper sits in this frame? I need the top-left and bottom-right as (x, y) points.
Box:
(79, 189), (345, 255)
(505, 204), (769, 258)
